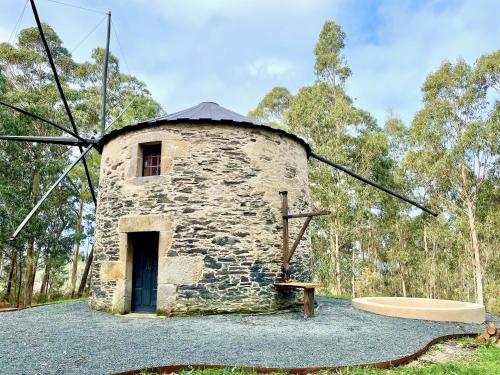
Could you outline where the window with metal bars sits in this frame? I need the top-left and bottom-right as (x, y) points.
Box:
(142, 143), (161, 176)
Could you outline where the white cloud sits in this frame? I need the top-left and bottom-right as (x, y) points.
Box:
(1, 0), (498, 126)
(344, 0), (500, 125)
(247, 58), (294, 78)
(130, 0), (331, 28)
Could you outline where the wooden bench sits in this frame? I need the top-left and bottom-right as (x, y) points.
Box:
(274, 282), (321, 318)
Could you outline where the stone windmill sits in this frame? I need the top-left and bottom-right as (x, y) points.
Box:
(0, 1), (436, 317)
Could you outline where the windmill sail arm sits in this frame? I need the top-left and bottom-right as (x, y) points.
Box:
(0, 135), (91, 146)
(0, 100), (83, 140)
(310, 152), (437, 216)
(29, 0), (97, 207)
(10, 144), (95, 241)
(30, 0), (79, 135)
(81, 154), (97, 206)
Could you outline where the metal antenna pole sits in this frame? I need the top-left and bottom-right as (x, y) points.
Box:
(101, 11), (111, 136)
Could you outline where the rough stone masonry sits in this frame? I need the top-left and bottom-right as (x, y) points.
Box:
(91, 121), (312, 314)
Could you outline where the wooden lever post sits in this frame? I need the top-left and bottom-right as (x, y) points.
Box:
(279, 191), (330, 271)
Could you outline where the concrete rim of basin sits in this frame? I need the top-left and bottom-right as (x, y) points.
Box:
(352, 296), (485, 324)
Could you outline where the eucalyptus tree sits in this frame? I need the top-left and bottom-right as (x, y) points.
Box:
(313, 20), (351, 88)
(287, 84), (350, 294)
(0, 25), (76, 306)
(0, 23), (163, 305)
(249, 20), (398, 295)
(248, 86), (291, 129)
(286, 21), (385, 295)
(406, 52), (499, 305)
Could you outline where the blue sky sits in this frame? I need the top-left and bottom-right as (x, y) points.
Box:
(0, 0), (498, 126)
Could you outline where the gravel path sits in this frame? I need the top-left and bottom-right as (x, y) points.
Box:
(0, 298), (494, 374)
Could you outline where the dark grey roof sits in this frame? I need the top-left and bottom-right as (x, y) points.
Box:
(97, 102), (311, 155)
(152, 102), (265, 126)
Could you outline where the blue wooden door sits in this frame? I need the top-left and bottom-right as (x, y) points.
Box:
(131, 232), (158, 312)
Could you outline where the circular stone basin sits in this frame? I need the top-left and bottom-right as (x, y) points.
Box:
(352, 297), (485, 324)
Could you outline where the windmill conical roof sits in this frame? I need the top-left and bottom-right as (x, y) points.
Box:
(98, 101), (310, 155)
(151, 102), (265, 125)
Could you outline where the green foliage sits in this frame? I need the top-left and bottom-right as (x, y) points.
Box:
(0, 23), (162, 305)
(248, 86), (291, 129)
(251, 20), (499, 311)
(314, 20), (351, 86)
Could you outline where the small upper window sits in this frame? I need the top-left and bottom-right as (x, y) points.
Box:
(142, 144), (161, 176)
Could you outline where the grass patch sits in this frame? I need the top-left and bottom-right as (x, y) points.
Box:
(337, 342), (500, 374)
(138, 339), (500, 375)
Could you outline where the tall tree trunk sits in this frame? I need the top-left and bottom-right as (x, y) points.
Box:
(23, 239), (35, 307)
(465, 196), (483, 305)
(28, 250), (39, 298)
(70, 194), (84, 298)
(351, 246), (355, 298)
(459, 157), (483, 305)
(400, 264), (407, 297)
(40, 219), (68, 299)
(0, 251), (3, 281)
(6, 250), (17, 299)
(335, 232), (341, 294)
(470, 242), (477, 300)
(40, 262), (50, 298)
(368, 226), (377, 273)
(16, 250), (23, 307)
(431, 240), (436, 299)
(423, 226), (433, 298)
(423, 226), (428, 297)
(77, 245), (93, 298)
(23, 169), (40, 307)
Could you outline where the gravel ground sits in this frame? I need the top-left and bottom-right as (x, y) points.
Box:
(0, 298), (495, 375)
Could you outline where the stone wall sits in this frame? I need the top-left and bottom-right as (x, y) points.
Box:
(91, 123), (312, 314)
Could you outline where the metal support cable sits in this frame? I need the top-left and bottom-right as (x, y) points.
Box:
(104, 95), (138, 133)
(70, 14), (107, 54)
(111, 22), (132, 75)
(8, 0), (29, 43)
(44, 0), (106, 15)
